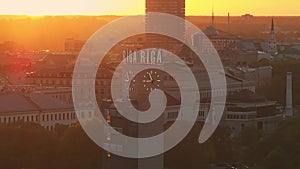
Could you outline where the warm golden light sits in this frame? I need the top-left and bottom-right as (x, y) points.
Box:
(0, 0), (299, 16)
(187, 0), (300, 16)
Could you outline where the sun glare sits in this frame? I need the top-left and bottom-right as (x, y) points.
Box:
(0, 0), (299, 16)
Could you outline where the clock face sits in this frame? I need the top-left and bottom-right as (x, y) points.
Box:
(126, 69), (165, 110)
(125, 69), (163, 95)
(141, 70), (162, 92)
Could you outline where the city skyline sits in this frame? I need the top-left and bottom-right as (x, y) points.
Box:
(0, 0), (299, 16)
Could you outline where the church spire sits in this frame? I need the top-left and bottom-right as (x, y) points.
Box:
(271, 18), (274, 31)
(268, 18), (277, 55)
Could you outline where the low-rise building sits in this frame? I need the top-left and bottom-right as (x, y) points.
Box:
(227, 66), (272, 87)
(223, 90), (282, 136)
(0, 92), (76, 131)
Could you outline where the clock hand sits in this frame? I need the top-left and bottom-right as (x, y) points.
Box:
(148, 72), (153, 81)
(143, 80), (152, 83)
(142, 72), (152, 83)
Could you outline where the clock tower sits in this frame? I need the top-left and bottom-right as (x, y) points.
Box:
(119, 48), (166, 169)
(121, 49), (166, 110)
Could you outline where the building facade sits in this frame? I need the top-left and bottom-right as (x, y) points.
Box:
(0, 92), (77, 131)
(145, 0), (186, 52)
(223, 90), (282, 136)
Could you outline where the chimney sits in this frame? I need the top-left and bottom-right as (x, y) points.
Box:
(271, 18), (274, 31)
(285, 72), (293, 117)
(228, 12), (230, 24)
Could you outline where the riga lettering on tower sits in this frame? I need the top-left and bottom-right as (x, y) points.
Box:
(123, 49), (163, 65)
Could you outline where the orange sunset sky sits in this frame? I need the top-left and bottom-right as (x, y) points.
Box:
(0, 0), (299, 16)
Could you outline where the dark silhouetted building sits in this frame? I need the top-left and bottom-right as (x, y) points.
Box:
(145, 0), (186, 50)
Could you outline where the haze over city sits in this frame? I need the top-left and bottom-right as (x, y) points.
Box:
(0, 1), (300, 169)
(0, 0), (299, 16)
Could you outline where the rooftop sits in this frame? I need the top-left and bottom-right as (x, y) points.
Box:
(227, 89), (267, 103)
(0, 92), (73, 114)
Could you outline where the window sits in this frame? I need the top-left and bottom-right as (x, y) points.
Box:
(199, 111), (205, 117)
(227, 114), (231, 119)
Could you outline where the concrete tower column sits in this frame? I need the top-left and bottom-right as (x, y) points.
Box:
(285, 72), (293, 117)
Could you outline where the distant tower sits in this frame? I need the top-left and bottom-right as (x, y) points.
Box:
(285, 72), (293, 117)
(268, 18), (278, 55)
(211, 7), (215, 27)
(146, 0), (186, 48)
(228, 12), (230, 24)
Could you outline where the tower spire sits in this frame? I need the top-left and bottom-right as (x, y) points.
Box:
(271, 18), (274, 31)
(268, 18), (278, 55)
(212, 6), (215, 27)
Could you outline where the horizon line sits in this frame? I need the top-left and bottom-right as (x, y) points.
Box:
(0, 14), (299, 17)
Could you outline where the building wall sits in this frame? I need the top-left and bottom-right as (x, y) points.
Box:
(0, 109), (77, 131)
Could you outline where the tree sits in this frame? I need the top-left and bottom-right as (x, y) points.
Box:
(264, 146), (292, 169)
(234, 125), (264, 164)
(253, 59), (300, 105)
(212, 126), (234, 162)
(0, 122), (57, 169)
(165, 122), (216, 169)
(56, 124), (103, 169)
(257, 117), (300, 169)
